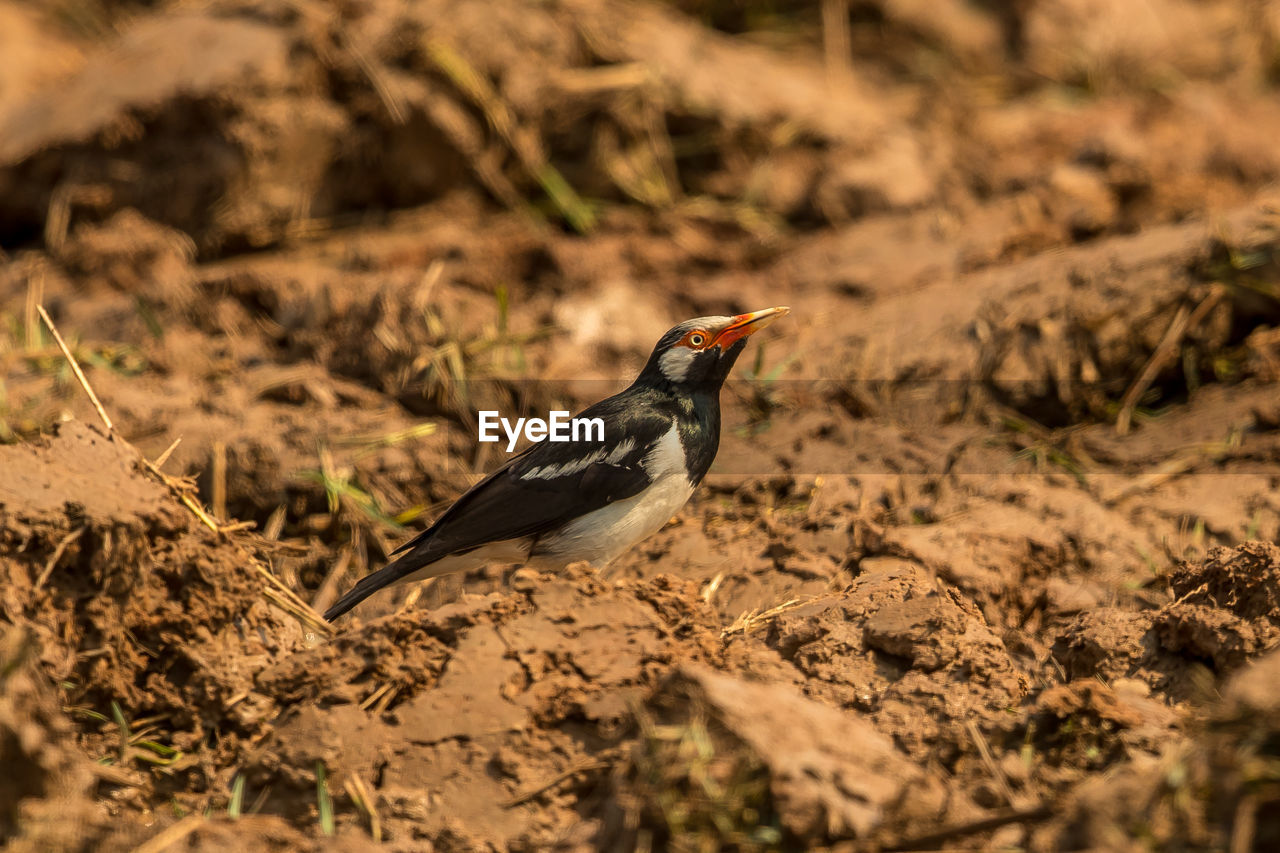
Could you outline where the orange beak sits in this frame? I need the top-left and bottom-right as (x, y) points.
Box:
(713, 306), (791, 348)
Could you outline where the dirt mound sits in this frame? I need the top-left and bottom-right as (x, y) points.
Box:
(0, 626), (107, 853)
(237, 568), (728, 849)
(1169, 539), (1280, 622)
(7, 0), (1279, 260)
(1054, 542), (1280, 699)
(0, 421), (312, 847)
(600, 664), (940, 849)
(760, 559), (1027, 759)
(0, 0), (921, 254)
(1035, 649), (1280, 852)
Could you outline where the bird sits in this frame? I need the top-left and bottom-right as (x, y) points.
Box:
(323, 306), (790, 621)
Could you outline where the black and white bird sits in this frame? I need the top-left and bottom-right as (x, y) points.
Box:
(323, 306), (790, 621)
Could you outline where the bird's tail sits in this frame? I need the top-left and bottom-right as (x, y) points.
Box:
(323, 546), (432, 621)
(322, 569), (390, 621)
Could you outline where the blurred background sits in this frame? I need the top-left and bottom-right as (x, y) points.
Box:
(3, 1), (1280, 849)
(4, 0), (1280, 505)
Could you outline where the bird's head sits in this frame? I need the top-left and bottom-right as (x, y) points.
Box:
(637, 306), (791, 389)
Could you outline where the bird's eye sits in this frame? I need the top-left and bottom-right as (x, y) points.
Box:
(688, 333), (706, 347)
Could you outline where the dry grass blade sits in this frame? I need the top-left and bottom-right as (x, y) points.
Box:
(37, 304), (114, 431)
(211, 438), (229, 517)
(426, 39), (595, 232)
(821, 0), (853, 86)
(885, 805), (1053, 851)
(37, 303), (327, 644)
(263, 505), (287, 541)
(1231, 792), (1257, 853)
(503, 759), (609, 807)
(966, 720), (1021, 809)
(721, 596), (815, 637)
(149, 444), (329, 633)
(261, 579), (333, 637)
(1116, 287), (1224, 435)
(359, 682), (394, 712)
(136, 450), (222, 535)
(700, 572), (725, 605)
(24, 271), (44, 352)
(211, 440), (227, 521)
(33, 525), (84, 591)
(151, 436), (182, 470)
(130, 814), (204, 853)
(347, 36), (406, 123)
(553, 62), (647, 93)
(257, 563), (332, 630)
(397, 578), (434, 614)
(44, 184), (73, 255)
(1101, 429), (1242, 505)
(176, 490), (220, 533)
(344, 773), (383, 842)
(425, 39), (517, 149)
(597, 122), (673, 208)
(90, 761), (144, 787)
(371, 684), (400, 715)
(311, 547), (352, 615)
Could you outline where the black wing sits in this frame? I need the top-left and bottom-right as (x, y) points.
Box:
(323, 391), (671, 620)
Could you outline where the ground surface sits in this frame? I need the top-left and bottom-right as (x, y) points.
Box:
(2, 0), (1280, 850)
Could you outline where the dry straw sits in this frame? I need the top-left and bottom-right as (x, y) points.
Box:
(36, 303), (334, 637)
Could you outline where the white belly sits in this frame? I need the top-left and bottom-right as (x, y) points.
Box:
(532, 472), (694, 567)
(397, 537), (533, 583)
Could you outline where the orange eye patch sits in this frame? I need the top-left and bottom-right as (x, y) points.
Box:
(681, 330), (711, 348)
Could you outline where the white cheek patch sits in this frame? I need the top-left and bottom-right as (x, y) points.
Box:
(658, 346), (696, 382)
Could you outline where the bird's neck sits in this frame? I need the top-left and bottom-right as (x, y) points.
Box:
(679, 386), (722, 484)
(639, 380), (722, 484)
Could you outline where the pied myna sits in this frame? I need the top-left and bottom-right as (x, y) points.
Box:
(323, 306), (790, 620)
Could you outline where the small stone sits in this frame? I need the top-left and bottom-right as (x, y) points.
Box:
(510, 567), (540, 593)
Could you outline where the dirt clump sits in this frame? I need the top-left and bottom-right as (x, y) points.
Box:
(1054, 542), (1280, 699)
(0, 421), (308, 833)
(237, 567), (725, 848)
(1035, 649), (1280, 852)
(601, 664), (941, 850)
(0, 626), (110, 853)
(762, 559), (1027, 760)
(1168, 539), (1280, 622)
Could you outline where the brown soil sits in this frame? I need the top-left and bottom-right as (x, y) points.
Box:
(3, 0), (1280, 849)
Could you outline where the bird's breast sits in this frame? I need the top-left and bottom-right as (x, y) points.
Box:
(533, 471), (695, 567)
